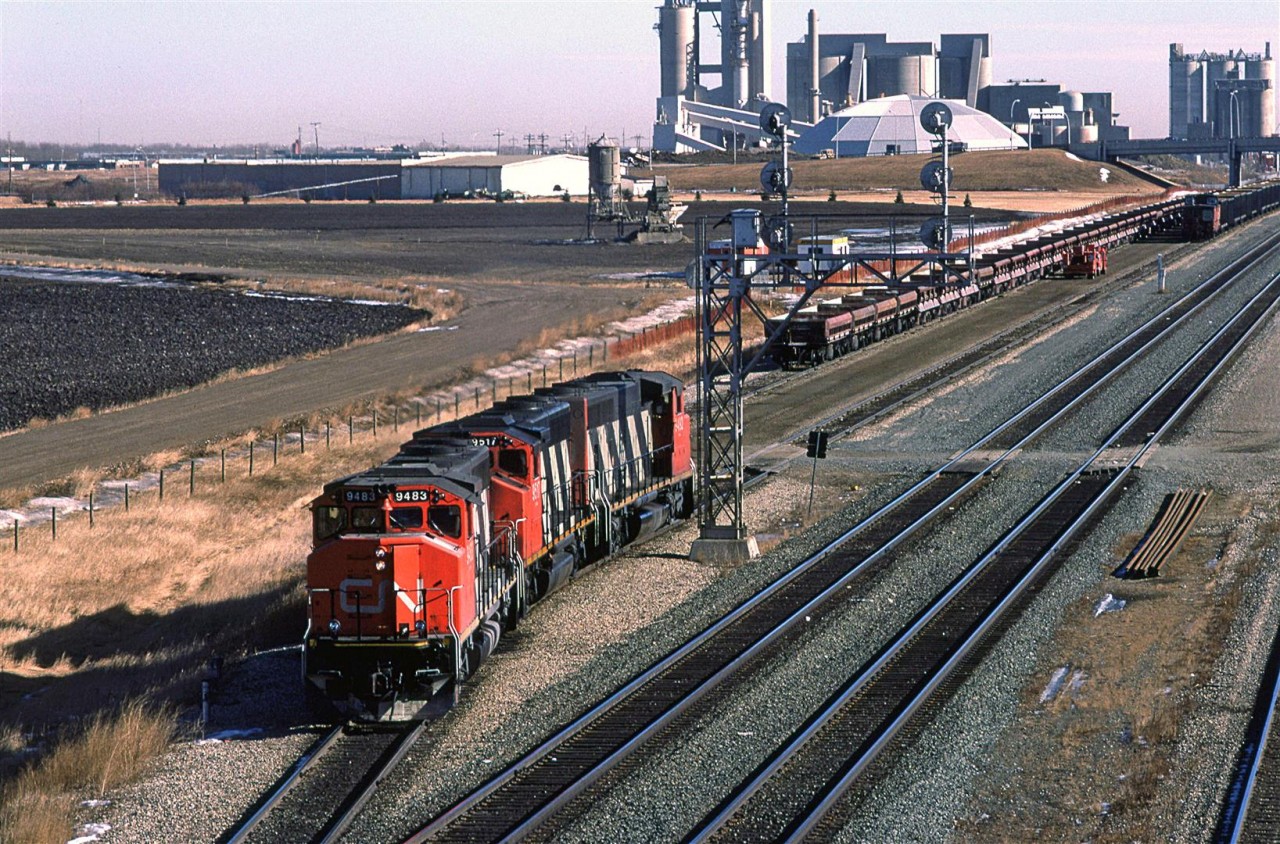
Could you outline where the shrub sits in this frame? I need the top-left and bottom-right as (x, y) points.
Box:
(963, 193), (973, 207)
(894, 190), (904, 204)
(241, 194), (251, 205)
(561, 191), (571, 202)
(45, 198), (56, 208)
(177, 195), (186, 206)
(827, 190), (837, 202)
(694, 190), (703, 201)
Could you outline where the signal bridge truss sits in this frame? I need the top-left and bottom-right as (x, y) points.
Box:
(688, 209), (980, 562)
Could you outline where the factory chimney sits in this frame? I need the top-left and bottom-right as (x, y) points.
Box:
(808, 9), (820, 123)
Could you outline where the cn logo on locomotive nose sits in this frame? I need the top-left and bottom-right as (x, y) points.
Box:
(339, 578), (390, 615)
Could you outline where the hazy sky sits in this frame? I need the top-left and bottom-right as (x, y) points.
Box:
(1, 0), (1276, 149)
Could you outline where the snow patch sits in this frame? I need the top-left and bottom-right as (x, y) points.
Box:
(1094, 593), (1127, 616)
(68, 823), (111, 844)
(1040, 665), (1070, 703)
(196, 727), (264, 745)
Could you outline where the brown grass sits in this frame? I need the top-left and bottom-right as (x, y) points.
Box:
(0, 699), (178, 844)
(646, 149), (1161, 196)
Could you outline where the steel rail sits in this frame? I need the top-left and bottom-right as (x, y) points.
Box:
(701, 268), (1280, 844)
(316, 720), (428, 844)
(406, 238), (1280, 844)
(223, 724), (346, 844)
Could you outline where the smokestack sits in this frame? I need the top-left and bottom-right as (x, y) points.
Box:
(808, 9), (820, 123)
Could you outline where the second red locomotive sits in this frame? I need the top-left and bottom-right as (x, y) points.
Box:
(303, 370), (693, 720)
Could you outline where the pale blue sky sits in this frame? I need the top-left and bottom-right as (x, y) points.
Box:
(1, 0), (1275, 148)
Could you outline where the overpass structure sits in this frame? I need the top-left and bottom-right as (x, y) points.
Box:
(1074, 136), (1280, 187)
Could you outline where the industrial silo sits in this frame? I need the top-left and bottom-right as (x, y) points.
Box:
(658, 1), (695, 98)
(1247, 43), (1276, 136)
(865, 52), (935, 99)
(587, 138), (621, 203)
(1168, 44), (1203, 138)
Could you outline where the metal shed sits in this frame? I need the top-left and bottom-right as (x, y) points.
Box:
(401, 154), (588, 198)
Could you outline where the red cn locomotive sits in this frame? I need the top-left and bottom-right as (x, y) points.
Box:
(303, 370), (693, 720)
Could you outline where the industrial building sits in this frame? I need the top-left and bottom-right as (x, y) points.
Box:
(794, 95), (1025, 157)
(400, 155), (587, 199)
(651, 2), (1127, 156)
(1169, 43), (1275, 139)
(157, 154), (588, 200)
(785, 18), (991, 123)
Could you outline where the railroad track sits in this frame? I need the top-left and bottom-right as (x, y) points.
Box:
(1216, 627), (1280, 844)
(221, 720), (424, 844)
(688, 261), (1280, 843)
(400, 235), (1280, 843)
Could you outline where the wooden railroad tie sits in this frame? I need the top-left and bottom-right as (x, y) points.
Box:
(1113, 489), (1211, 579)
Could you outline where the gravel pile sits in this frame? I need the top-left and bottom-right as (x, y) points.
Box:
(0, 277), (419, 431)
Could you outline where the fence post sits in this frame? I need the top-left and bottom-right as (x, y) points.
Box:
(300, 424), (306, 454)
(589, 347), (593, 366)
(89, 491), (94, 527)
(51, 507), (56, 540)
(527, 371), (532, 391)
(190, 460), (196, 496)
(573, 350), (577, 373)
(273, 433), (279, 465)
(373, 411), (378, 438)
(349, 416), (354, 444)
(542, 363), (547, 387)
(12, 520), (16, 553)
(125, 483), (130, 511)
(159, 469), (165, 501)
(559, 357), (564, 380)
(454, 394), (459, 415)
(491, 381), (496, 402)
(249, 442), (255, 476)
(393, 406), (398, 432)
(326, 421), (331, 450)
(221, 448), (226, 482)
(475, 386), (480, 408)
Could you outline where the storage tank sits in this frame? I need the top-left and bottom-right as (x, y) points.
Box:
(1060, 90), (1084, 114)
(587, 139), (621, 201)
(866, 54), (934, 98)
(1168, 46), (1204, 138)
(1247, 44), (1275, 135)
(1206, 56), (1238, 136)
(658, 1), (695, 98)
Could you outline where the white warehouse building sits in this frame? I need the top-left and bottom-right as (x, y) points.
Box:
(402, 154), (589, 198)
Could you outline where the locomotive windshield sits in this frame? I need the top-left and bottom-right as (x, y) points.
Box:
(389, 507), (424, 530)
(351, 507), (383, 531)
(497, 448), (529, 478)
(313, 506), (346, 542)
(427, 504), (462, 538)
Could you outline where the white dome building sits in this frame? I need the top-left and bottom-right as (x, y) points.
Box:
(795, 95), (1027, 157)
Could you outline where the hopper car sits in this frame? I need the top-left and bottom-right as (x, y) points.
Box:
(765, 181), (1280, 368)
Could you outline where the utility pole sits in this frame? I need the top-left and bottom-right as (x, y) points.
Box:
(493, 129), (504, 154)
(561, 132), (574, 153)
(310, 122), (321, 158)
(538, 133), (549, 155)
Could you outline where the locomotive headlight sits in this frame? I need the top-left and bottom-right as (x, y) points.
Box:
(327, 618), (341, 636)
(375, 559), (386, 571)
(374, 548), (387, 571)
(415, 620), (427, 636)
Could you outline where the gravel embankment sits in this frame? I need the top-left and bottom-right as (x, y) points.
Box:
(0, 276), (420, 431)
(77, 216), (1280, 843)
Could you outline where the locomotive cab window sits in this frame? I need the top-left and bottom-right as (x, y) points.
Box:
(497, 448), (528, 478)
(389, 507), (424, 530)
(351, 507), (383, 531)
(313, 506), (346, 541)
(428, 504), (462, 538)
